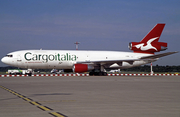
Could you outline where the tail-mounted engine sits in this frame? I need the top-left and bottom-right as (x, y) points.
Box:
(73, 64), (94, 73)
(129, 41), (167, 54)
(128, 24), (167, 54)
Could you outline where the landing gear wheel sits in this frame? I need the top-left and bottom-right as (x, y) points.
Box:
(28, 72), (32, 76)
(99, 72), (102, 76)
(89, 72), (94, 76)
(89, 71), (107, 76)
(103, 72), (107, 76)
(99, 72), (107, 76)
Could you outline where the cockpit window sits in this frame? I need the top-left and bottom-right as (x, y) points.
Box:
(6, 55), (13, 57)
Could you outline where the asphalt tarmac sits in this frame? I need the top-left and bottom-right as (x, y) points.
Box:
(0, 76), (180, 117)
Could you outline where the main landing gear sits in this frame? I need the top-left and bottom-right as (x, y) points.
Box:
(89, 64), (108, 76)
(89, 70), (107, 76)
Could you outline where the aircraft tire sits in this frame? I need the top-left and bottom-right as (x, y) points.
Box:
(28, 73), (32, 76)
(103, 72), (107, 76)
(89, 71), (107, 76)
(89, 72), (94, 76)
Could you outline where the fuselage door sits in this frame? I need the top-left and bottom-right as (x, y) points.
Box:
(86, 55), (90, 62)
(17, 55), (24, 67)
(17, 55), (22, 62)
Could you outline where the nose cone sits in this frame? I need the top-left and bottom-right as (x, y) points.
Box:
(1, 57), (9, 65)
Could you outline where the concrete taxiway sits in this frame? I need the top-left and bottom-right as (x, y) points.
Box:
(1, 76), (180, 117)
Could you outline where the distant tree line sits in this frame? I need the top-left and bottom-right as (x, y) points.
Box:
(121, 65), (180, 72)
(0, 66), (51, 72)
(0, 65), (180, 73)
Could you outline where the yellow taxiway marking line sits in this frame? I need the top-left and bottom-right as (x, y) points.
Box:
(0, 85), (68, 117)
(49, 112), (66, 117)
(23, 98), (32, 101)
(38, 106), (52, 111)
(30, 101), (41, 106)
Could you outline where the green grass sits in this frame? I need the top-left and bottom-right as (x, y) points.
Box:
(0, 72), (7, 75)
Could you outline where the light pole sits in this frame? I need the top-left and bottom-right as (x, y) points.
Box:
(150, 62), (154, 74)
(74, 42), (80, 50)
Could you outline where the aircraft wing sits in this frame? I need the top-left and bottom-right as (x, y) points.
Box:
(77, 59), (138, 64)
(77, 51), (178, 65)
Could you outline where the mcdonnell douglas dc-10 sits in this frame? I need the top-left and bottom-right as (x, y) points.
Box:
(1, 24), (177, 76)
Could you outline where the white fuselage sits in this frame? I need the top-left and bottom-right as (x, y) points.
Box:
(1, 50), (155, 70)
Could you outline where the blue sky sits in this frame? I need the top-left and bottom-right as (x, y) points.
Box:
(0, 0), (180, 66)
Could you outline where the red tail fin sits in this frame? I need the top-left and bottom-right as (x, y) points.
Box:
(140, 23), (165, 43)
(129, 24), (167, 54)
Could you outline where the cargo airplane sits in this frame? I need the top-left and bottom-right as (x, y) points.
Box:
(1, 24), (177, 76)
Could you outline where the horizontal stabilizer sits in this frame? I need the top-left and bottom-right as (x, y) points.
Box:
(140, 51), (178, 59)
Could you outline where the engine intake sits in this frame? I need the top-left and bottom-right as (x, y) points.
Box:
(73, 64), (94, 73)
